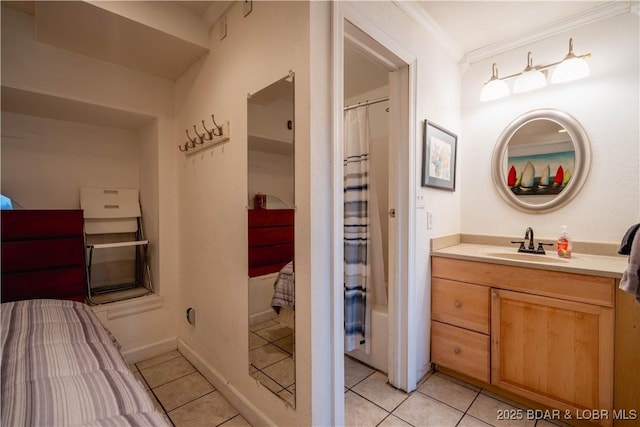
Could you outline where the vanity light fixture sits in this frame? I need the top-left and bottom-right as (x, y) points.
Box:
(480, 63), (510, 101)
(551, 38), (591, 84)
(513, 52), (547, 93)
(480, 38), (591, 102)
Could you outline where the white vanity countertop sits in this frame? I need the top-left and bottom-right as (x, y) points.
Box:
(431, 243), (628, 279)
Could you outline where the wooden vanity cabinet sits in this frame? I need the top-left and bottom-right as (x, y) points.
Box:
(492, 288), (613, 422)
(431, 277), (490, 382)
(431, 257), (617, 426)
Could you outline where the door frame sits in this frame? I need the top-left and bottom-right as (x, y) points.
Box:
(331, 2), (418, 422)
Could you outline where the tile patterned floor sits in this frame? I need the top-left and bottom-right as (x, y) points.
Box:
(131, 351), (251, 427)
(249, 319), (295, 405)
(133, 350), (569, 427)
(343, 355), (571, 427)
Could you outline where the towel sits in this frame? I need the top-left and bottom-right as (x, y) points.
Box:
(620, 226), (640, 304)
(619, 223), (640, 255)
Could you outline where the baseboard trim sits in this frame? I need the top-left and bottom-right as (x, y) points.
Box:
(121, 336), (177, 364)
(177, 338), (276, 427)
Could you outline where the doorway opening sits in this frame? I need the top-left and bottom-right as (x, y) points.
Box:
(335, 10), (418, 400)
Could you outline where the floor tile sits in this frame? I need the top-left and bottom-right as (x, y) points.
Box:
(467, 394), (536, 427)
(146, 390), (164, 413)
(261, 356), (295, 388)
(249, 319), (278, 333)
(352, 372), (408, 412)
(249, 333), (268, 350)
(250, 370), (284, 394)
(254, 324), (293, 342)
(458, 414), (494, 426)
(140, 356), (196, 388)
(136, 350), (182, 370)
(377, 414), (413, 427)
(219, 414), (253, 426)
(153, 371), (215, 411)
(168, 391), (239, 427)
(392, 392), (464, 427)
(249, 343), (290, 370)
(418, 373), (479, 411)
(344, 390), (389, 427)
(273, 335), (294, 354)
(344, 356), (375, 388)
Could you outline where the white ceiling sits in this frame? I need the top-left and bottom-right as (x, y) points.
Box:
(416, 1), (610, 54)
(409, 1), (635, 62)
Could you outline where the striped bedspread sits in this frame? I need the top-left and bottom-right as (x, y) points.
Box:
(271, 261), (294, 313)
(1, 299), (169, 427)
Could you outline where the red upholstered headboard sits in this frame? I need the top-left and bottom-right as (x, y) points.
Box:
(1, 210), (87, 303)
(248, 209), (294, 278)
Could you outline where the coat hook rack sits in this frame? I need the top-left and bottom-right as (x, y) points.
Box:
(178, 114), (230, 155)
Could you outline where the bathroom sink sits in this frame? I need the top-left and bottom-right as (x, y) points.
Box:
(485, 252), (569, 264)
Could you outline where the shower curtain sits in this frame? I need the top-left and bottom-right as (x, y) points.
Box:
(344, 106), (385, 353)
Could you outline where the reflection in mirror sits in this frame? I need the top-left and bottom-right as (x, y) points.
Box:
(247, 72), (295, 407)
(492, 109), (591, 213)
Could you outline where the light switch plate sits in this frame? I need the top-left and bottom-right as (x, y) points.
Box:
(427, 211), (433, 229)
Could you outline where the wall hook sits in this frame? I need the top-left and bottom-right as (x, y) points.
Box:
(178, 114), (230, 154)
(185, 129), (197, 148)
(211, 114), (222, 136)
(193, 125), (205, 144)
(201, 120), (214, 140)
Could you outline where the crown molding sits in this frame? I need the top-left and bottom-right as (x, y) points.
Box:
(462, 1), (632, 64)
(392, 0), (465, 62)
(395, 1), (632, 65)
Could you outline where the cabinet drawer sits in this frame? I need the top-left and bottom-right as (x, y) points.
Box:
(432, 278), (490, 334)
(432, 257), (614, 307)
(431, 320), (490, 383)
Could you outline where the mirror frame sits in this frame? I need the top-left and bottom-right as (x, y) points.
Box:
(247, 71), (296, 408)
(491, 109), (591, 213)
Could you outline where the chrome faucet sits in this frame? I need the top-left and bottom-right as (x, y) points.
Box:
(511, 227), (553, 254)
(524, 227), (535, 250)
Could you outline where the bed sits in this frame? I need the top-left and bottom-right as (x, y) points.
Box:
(1, 298), (169, 426)
(248, 208), (295, 327)
(1, 209), (169, 426)
(270, 261), (295, 329)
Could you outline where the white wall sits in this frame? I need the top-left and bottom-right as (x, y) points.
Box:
(1, 112), (140, 208)
(174, 2), (311, 425)
(461, 13), (640, 243)
(0, 5), (179, 361)
(248, 150), (294, 208)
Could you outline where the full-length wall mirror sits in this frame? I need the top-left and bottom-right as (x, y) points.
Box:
(492, 109), (591, 213)
(247, 72), (295, 407)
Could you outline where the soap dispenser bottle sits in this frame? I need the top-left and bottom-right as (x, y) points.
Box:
(557, 225), (572, 258)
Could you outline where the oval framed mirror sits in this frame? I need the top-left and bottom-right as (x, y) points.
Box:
(491, 109), (591, 213)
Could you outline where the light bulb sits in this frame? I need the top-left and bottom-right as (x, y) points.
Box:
(551, 38), (591, 84)
(480, 63), (510, 102)
(513, 51), (547, 93)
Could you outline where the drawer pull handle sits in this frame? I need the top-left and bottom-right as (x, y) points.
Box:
(454, 347), (461, 354)
(454, 301), (461, 308)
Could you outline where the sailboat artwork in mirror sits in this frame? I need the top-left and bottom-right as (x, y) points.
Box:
(247, 72), (295, 407)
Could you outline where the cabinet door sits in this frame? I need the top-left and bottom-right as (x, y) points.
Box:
(491, 289), (613, 421)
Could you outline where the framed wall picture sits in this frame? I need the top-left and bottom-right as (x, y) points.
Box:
(422, 120), (457, 191)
